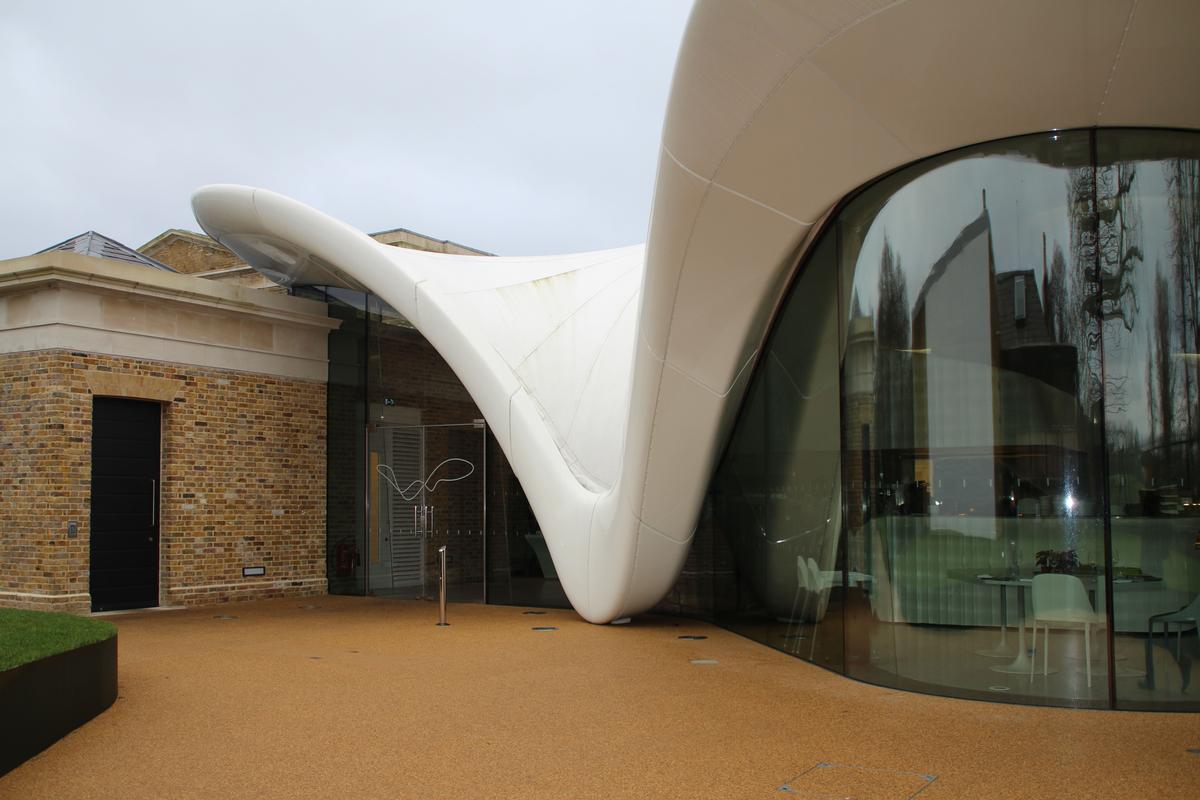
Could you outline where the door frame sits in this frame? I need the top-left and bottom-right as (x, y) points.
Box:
(364, 418), (488, 601)
(89, 396), (163, 612)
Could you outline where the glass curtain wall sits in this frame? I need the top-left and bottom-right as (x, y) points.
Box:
(362, 294), (561, 605)
(324, 289), (368, 595)
(1099, 131), (1200, 709)
(310, 288), (560, 607)
(365, 295), (483, 601)
(701, 129), (1200, 711)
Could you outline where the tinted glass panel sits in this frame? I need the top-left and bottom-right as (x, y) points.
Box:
(708, 227), (845, 670)
(1096, 130), (1200, 710)
(694, 128), (1200, 710)
(325, 290), (368, 595)
(320, 290), (547, 606)
(838, 131), (1107, 707)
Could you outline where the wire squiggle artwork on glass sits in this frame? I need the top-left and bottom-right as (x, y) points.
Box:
(377, 458), (475, 501)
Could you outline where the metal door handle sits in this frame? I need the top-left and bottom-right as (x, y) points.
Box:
(430, 506), (435, 533)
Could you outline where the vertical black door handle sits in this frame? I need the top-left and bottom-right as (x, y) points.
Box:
(150, 478), (157, 526)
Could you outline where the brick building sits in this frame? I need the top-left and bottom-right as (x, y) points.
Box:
(0, 226), (530, 614)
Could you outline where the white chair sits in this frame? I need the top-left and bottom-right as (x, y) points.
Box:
(787, 557), (831, 620)
(807, 557), (832, 621)
(1029, 573), (1106, 687)
(787, 555), (813, 624)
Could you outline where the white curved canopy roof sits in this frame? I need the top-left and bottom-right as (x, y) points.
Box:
(194, 0), (1200, 622)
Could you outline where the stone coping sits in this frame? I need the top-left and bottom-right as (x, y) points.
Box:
(0, 252), (339, 331)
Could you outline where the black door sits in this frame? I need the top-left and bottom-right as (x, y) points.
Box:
(90, 398), (161, 612)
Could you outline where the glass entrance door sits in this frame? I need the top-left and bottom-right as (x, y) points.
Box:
(368, 421), (486, 602)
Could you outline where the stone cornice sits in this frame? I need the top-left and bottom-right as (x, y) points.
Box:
(0, 253), (340, 331)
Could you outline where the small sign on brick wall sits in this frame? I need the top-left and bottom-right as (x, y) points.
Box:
(242, 566), (266, 577)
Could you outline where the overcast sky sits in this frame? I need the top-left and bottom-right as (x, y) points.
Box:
(0, 1), (693, 259)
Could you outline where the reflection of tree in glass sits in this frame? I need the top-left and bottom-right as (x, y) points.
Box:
(1150, 268), (1175, 468)
(1165, 158), (1198, 486)
(1093, 163), (1143, 327)
(873, 237), (913, 503)
(1043, 243), (1069, 344)
(1066, 162), (1144, 416)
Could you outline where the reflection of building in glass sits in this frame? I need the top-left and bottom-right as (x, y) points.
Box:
(701, 130), (1198, 712)
(911, 210), (1002, 519)
(846, 208), (1088, 525)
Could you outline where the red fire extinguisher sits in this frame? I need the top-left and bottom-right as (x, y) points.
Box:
(335, 542), (358, 577)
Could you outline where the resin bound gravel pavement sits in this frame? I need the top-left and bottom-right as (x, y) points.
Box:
(2, 596), (1197, 799)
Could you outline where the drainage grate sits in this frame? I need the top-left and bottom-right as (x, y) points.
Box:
(678, 635), (708, 640)
(532, 626), (558, 632)
(690, 658), (719, 665)
(213, 615), (237, 620)
(779, 762), (936, 798)
(522, 610), (547, 615)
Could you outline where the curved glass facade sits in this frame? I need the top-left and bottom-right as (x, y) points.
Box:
(701, 129), (1200, 710)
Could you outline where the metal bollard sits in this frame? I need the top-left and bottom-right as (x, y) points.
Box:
(436, 545), (449, 626)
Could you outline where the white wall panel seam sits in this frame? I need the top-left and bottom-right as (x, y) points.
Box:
(618, 528), (645, 617)
(512, 263), (641, 371)
(411, 278), (427, 325)
(583, 499), (599, 615)
(626, 355), (670, 578)
(505, 386), (517, 469)
(618, 524), (694, 615)
(632, 348), (758, 529)
(640, 330), (668, 364)
(630, 514), (672, 542)
(1097, 0), (1140, 124)
(442, 252), (635, 296)
(663, 342), (759, 399)
(688, 0), (910, 189)
(804, 60), (916, 158)
(650, 146), (716, 363)
(514, 385), (606, 492)
(662, 144), (714, 188)
(708, 180), (812, 227)
(562, 292), (639, 448)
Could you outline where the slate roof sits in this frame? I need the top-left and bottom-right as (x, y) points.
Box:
(37, 231), (177, 272)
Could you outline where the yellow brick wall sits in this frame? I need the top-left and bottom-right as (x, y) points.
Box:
(143, 237), (244, 274)
(0, 351), (90, 611)
(141, 229), (487, 278)
(0, 350), (327, 613)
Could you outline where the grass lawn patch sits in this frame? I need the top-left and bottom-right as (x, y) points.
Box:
(0, 609), (116, 672)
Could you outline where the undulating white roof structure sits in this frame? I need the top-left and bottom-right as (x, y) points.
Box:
(193, 0), (1200, 622)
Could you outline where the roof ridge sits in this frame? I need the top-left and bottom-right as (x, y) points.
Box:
(36, 231), (177, 273)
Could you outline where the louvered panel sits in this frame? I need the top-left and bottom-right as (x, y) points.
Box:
(387, 426), (424, 587)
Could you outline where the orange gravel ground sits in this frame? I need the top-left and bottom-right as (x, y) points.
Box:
(2, 596), (1197, 799)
